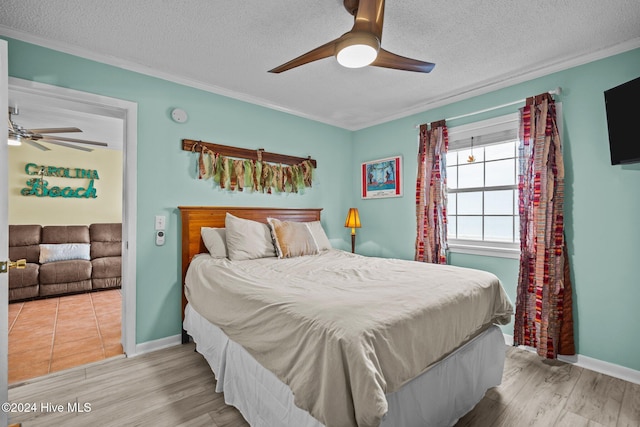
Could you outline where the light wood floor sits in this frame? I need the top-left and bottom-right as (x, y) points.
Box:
(8, 289), (123, 384)
(8, 343), (640, 427)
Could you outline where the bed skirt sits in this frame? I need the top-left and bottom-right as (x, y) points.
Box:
(184, 303), (506, 427)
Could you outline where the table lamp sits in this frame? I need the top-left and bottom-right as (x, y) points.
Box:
(344, 208), (361, 253)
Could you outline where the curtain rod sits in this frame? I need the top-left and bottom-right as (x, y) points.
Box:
(415, 87), (562, 127)
(182, 139), (317, 168)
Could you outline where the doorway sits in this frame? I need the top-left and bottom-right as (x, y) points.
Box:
(6, 78), (137, 382)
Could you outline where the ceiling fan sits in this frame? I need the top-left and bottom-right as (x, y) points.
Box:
(7, 106), (108, 152)
(269, 0), (435, 74)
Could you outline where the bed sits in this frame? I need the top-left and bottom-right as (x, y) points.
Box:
(179, 206), (513, 427)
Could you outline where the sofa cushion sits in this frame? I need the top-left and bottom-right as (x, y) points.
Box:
(41, 225), (90, 244)
(89, 223), (122, 242)
(9, 225), (41, 263)
(90, 223), (122, 258)
(91, 242), (121, 259)
(39, 259), (92, 285)
(91, 256), (121, 279)
(8, 263), (39, 289)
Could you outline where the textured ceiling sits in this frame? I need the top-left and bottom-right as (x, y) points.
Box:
(1, 0), (639, 130)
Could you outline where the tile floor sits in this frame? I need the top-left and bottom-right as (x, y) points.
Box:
(8, 289), (123, 384)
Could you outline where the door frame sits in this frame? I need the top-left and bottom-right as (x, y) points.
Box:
(8, 77), (138, 356)
(1, 38), (10, 427)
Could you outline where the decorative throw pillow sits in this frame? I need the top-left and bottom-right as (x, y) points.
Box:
(225, 213), (276, 261)
(39, 243), (91, 264)
(201, 227), (228, 258)
(267, 218), (320, 259)
(306, 221), (332, 251)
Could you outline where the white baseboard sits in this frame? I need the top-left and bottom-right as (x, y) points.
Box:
(503, 333), (640, 385)
(129, 334), (182, 357)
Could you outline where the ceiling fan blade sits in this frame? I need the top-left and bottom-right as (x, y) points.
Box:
(371, 48), (435, 73)
(351, 0), (385, 41)
(40, 135), (108, 147)
(268, 38), (339, 73)
(40, 139), (94, 152)
(27, 127), (82, 134)
(25, 139), (51, 151)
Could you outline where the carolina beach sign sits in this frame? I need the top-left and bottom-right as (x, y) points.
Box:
(21, 163), (99, 198)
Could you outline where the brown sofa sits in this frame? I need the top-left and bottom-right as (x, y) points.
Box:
(8, 223), (122, 302)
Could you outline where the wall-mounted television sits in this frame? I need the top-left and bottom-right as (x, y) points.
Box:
(604, 76), (640, 165)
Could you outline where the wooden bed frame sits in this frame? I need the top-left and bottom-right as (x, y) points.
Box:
(178, 206), (322, 343)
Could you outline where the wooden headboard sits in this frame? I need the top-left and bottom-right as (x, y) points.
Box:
(177, 206), (322, 342)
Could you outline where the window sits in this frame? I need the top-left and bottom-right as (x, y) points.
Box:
(446, 113), (520, 258)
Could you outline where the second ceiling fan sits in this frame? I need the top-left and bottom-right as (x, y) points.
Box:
(269, 0), (435, 74)
(7, 107), (109, 152)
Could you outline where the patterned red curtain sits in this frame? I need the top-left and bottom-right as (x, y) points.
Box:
(514, 94), (575, 358)
(415, 120), (448, 264)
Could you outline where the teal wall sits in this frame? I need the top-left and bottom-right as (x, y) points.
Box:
(351, 48), (640, 371)
(4, 37), (353, 344)
(5, 35), (640, 371)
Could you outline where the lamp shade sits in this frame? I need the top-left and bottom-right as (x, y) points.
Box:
(344, 208), (361, 229)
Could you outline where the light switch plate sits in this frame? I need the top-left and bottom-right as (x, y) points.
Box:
(155, 215), (166, 231)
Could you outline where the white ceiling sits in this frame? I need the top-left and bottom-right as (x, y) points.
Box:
(1, 0), (639, 131)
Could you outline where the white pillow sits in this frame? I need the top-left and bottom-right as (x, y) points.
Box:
(39, 243), (91, 264)
(225, 213), (276, 261)
(201, 227), (228, 258)
(306, 221), (332, 251)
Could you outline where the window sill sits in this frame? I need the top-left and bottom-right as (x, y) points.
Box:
(447, 242), (520, 259)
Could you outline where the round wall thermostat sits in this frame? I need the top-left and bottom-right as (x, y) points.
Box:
(171, 108), (188, 123)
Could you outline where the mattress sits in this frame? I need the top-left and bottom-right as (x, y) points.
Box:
(185, 303), (507, 427)
(184, 249), (513, 426)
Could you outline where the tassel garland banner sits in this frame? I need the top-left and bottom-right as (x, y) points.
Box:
(193, 145), (314, 194)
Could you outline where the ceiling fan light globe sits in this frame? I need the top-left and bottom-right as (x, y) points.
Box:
(337, 44), (378, 68)
(7, 133), (22, 146)
(335, 32), (380, 68)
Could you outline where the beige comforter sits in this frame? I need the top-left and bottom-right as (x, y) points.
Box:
(185, 249), (513, 427)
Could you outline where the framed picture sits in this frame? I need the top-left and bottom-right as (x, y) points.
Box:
(361, 156), (402, 199)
